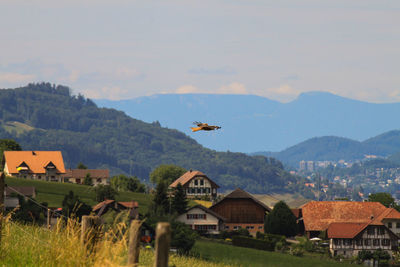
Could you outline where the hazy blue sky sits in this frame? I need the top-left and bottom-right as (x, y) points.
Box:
(1, 0), (399, 103)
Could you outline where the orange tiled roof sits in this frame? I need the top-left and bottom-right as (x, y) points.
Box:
(327, 222), (368, 238)
(370, 208), (400, 225)
(4, 151), (66, 174)
(301, 201), (387, 231)
(119, 201), (139, 209)
(169, 170), (219, 188)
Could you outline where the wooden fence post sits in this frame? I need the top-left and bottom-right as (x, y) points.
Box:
(153, 222), (171, 267)
(128, 220), (141, 266)
(47, 209), (51, 229)
(0, 172), (4, 245)
(81, 215), (102, 252)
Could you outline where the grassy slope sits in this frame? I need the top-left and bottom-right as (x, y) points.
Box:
(193, 240), (354, 267)
(5, 177), (151, 213)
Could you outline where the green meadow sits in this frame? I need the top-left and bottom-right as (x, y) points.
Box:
(5, 177), (152, 213)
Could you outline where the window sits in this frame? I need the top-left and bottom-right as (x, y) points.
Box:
(397, 222), (400, 229)
(373, 239), (380, 246)
(96, 178), (101, 183)
(364, 239), (371, 246)
(38, 175), (42, 179)
(356, 239), (363, 246)
(186, 214), (206, 220)
(206, 188), (210, 194)
(382, 239), (390, 246)
(225, 226), (229, 229)
(334, 239), (340, 246)
(233, 226), (238, 230)
(343, 250), (346, 255)
(344, 239), (352, 246)
(258, 226), (263, 230)
(388, 222), (393, 228)
(246, 226), (254, 230)
(200, 179), (204, 186)
(378, 228), (385, 235)
(191, 188), (195, 194)
(367, 227), (375, 235)
(194, 180), (198, 186)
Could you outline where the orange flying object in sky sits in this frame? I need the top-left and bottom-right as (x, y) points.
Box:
(191, 122), (221, 132)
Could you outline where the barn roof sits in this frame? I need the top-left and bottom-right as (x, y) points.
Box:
(63, 169), (109, 179)
(211, 188), (271, 212)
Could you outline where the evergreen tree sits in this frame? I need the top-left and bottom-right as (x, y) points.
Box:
(171, 183), (187, 214)
(77, 162), (88, 169)
(94, 185), (117, 202)
(265, 201), (297, 237)
(83, 173), (93, 186)
(153, 182), (170, 215)
(62, 190), (92, 218)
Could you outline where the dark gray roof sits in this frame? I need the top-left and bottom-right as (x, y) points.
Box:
(211, 188), (271, 212)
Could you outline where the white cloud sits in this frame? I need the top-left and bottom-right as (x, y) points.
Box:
(0, 72), (36, 84)
(262, 84), (303, 102)
(82, 86), (131, 100)
(175, 85), (198, 94)
(217, 82), (248, 94)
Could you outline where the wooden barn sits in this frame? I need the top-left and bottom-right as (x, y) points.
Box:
(210, 188), (271, 236)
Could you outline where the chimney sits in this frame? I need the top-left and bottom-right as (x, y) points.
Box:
(32, 151), (36, 156)
(190, 169), (192, 172)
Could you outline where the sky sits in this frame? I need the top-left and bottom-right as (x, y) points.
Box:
(1, 0), (399, 103)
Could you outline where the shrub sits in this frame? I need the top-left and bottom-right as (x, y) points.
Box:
(232, 236), (275, 251)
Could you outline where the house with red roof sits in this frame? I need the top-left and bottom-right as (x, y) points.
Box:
(169, 170), (219, 200)
(300, 201), (400, 257)
(3, 151), (66, 182)
(63, 169), (109, 185)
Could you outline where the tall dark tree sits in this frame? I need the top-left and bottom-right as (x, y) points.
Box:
(152, 181), (170, 215)
(171, 183), (187, 214)
(62, 190), (92, 218)
(83, 173), (93, 186)
(265, 201), (297, 237)
(77, 162), (88, 169)
(94, 185), (117, 202)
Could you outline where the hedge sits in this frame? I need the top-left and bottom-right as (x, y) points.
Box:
(232, 236), (275, 251)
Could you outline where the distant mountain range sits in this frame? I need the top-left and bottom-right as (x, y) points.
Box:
(95, 92), (400, 153)
(253, 130), (400, 166)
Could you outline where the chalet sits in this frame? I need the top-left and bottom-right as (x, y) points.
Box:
(327, 222), (398, 258)
(92, 199), (139, 218)
(210, 188), (271, 236)
(169, 170), (219, 200)
(301, 201), (389, 238)
(300, 201), (400, 257)
(63, 169), (109, 185)
(177, 205), (226, 235)
(3, 151), (66, 182)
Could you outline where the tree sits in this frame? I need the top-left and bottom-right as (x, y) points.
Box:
(77, 162), (88, 169)
(171, 221), (197, 254)
(171, 183), (187, 214)
(110, 174), (146, 193)
(149, 164), (186, 185)
(152, 182), (170, 215)
(62, 190), (92, 218)
(83, 173), (93, 186)
(94, 185), (117, 202)
(265, 201), (297, 237)
(368, 192), (396, 208)
(0, 139), (22, 170)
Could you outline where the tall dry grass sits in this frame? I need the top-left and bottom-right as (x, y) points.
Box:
(0, 214), (231, 267)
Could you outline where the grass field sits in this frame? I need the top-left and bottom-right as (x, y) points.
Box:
(192, 239), (355, 267)
(0, 220), (229, 267)
(5, 177), (152, 213)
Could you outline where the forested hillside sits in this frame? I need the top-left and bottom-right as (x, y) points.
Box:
(0, 83), (298, 194)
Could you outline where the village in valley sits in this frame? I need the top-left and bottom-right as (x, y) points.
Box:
(3, 147), (400, 266)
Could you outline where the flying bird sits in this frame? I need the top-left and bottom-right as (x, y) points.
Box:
(191, 121), (221, 132)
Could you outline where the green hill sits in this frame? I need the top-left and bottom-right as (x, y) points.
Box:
(5, 177), (151, 213)
(0, 83), (296, 194)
